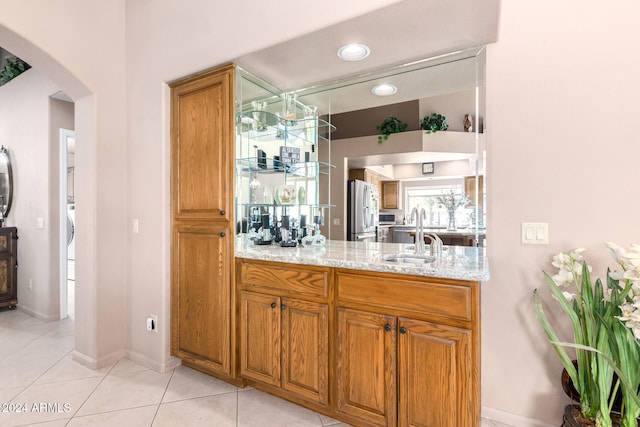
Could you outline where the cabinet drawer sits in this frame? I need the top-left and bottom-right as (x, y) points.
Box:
(336, 271), (472, 322)
(240, 262), (328, 298)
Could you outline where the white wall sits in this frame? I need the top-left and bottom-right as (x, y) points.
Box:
(483, 1), (640, 425)
(0, 69), (60, 318)
(394, 160), (473, 180)
(0, 1), (128, 367)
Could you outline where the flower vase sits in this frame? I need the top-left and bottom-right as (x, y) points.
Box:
(447, 210), (457, 231)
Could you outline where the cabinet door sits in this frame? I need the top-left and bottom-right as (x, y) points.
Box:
(464, 175), (484, 212)
(281, 298), (329, 406)
(382, 181), (400, 209)
(240, 291), (281, 386)
(171, 224), (231, 375)
(398, 318), (473, 427)
(336, 308), (397, 427)
(0, 256), (14, 305)
(171, 65), (234, 222)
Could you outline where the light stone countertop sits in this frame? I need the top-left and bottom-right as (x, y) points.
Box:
(235, 238), (489, 282)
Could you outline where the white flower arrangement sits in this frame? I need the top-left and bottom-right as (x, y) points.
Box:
(535, 243), (640, 427)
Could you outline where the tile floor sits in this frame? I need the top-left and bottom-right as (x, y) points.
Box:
(0, 308), (514, 427)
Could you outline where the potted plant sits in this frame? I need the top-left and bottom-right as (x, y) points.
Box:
(534, 244), (640, 427)
(420, 112), (448, 134)
(0, 56), (30, 86)
(376, 116), (407, 143)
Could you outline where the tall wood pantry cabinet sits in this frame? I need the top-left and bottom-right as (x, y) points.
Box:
(0, 227), (18, 309)
(169, 64), (238, 381)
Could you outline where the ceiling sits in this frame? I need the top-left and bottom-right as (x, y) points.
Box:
(234, 0), (499, 94)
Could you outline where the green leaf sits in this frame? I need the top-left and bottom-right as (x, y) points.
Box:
(533, 289), (579, 386)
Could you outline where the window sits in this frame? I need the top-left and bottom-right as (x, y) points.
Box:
(405, 185), (472, 228)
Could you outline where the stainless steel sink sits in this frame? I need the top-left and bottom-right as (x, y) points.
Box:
(381, 254), (437, 265)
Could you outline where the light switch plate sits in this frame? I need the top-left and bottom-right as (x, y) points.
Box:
(522, 222), (548, 245)
(36, 217), (44, 229)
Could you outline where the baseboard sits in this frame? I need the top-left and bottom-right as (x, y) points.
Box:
(482, 406), (556, 427)
(17, 305), (60, 321)
(126, 349), (181, 373)
(72, 348), (127, 370)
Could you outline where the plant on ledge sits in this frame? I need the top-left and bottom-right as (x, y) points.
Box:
(534, 243), (640, 427)
(420, 112), (448, 134)
(0, 56), (31, 86)
(376, 116), (407, 143)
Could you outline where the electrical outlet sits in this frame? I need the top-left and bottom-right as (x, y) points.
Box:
(146, 314), (158, 332)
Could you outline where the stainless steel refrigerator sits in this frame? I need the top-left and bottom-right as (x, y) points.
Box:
(347, 179), (379, 242)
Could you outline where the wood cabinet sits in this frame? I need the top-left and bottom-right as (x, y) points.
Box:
(335, 269), (479, 427)
(381, 180), (401, 209)
(238, 260), (330, 407)
(336, 308), (397, 426)
(231, 256), (480, 426)
(349, 168), (383, 196)
(465, 175), (484, 212)
(170, 64), (236, 379)
(0, 227), (18, 309)
(172, 224), (231, 374)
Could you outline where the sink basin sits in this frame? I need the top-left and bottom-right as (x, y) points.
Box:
(381, 254), (437, 265)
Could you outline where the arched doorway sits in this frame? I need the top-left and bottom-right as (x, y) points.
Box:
(0, 22), (107, 366)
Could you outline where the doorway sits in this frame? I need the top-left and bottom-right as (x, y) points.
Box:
(60, 128), (75, 319)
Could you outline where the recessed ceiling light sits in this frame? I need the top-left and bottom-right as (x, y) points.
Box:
(337, 44), (370, 61)
(371, 84), (397, 96)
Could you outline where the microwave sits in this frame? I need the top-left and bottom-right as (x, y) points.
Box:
(379, 212), (397, 225)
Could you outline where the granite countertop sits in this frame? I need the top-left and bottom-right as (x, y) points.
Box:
(235, 239), (489, 282)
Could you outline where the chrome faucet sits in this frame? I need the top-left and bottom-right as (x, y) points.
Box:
(424, 232), (443, 257)
(411, 207), (426, 255)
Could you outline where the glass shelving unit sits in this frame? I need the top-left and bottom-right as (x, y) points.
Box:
(235, 68), (335, 245)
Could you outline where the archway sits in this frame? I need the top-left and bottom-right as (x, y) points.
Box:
(0, 23), (101, 365)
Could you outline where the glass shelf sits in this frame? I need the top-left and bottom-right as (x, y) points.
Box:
(238, 111), (335, 145)
(237, 203), (335, 209)
(236, 158), (334, 177)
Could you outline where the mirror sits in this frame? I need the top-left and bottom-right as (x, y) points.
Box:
(0, 146), (13, 220)
(234, 47), (487, 243)
(233, 0), (497, 244)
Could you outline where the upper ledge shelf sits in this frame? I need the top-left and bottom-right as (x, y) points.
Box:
(332, 130), (486, 155)
(421, 130), (486, 154)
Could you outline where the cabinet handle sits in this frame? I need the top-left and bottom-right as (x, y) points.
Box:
(220, 210), (225, 216)
(280, 304), (286, 311)
(219, 232), (225, 237)
(271, 302), (276, 309)
(399, 327), (407, 334)
(384, 324), (392, 332)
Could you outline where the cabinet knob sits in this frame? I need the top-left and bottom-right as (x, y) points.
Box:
(384, 324), (392, 332)
(399, 327), (407, 334)
(271, 302), (277, 309)
(219, 232), (225, 237)
(220, 210), (225, 216)
(280, 304), (286, 311)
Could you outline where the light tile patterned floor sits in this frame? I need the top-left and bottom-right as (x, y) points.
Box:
(0, 308), (514, 426)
